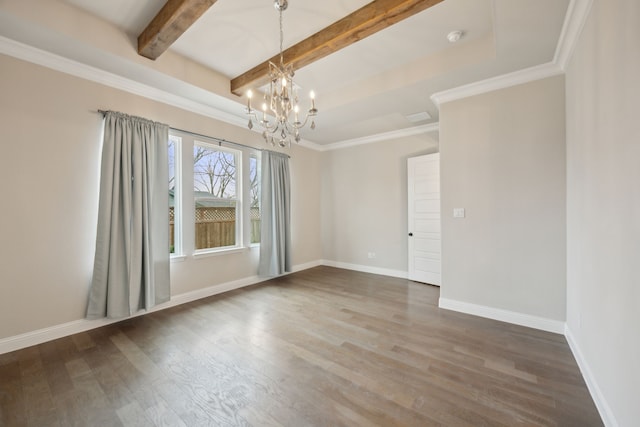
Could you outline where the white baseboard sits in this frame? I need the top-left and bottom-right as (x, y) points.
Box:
(0, 318), (117, 356)
(321, 260), (408, 279)
(565, 325), (618, 427)
(0, 260), (325, 355)
(292, 259), (324, 273)
(438, 297), (565, 334)
(0, 277), (263, 355)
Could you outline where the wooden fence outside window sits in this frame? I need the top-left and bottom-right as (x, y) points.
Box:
(169, 207), (260, 250)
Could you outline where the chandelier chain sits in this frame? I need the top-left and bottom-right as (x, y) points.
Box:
(279, 7), (284, 65)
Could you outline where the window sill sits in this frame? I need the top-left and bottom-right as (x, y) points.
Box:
(193, 247), (247, 259)
(170, 255), (186, 263)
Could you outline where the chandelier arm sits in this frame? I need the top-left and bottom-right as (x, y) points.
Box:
(297, 114), (311, 129)
(265, 125), (284, 135)
(251, 111), (276, 132)
(292, 110), (317, 129)
(262, 121), (277, 132)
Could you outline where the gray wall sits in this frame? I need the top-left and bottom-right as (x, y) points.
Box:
(321, 136), (438, 274)
(439, 76), (567, 322)
(565, 0), (640, 425)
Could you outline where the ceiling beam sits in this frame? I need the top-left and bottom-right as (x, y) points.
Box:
(230, 0), (445, 96)
(138, 0), (218, 60)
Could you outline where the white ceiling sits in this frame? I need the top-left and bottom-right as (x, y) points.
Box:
(37, 0), (571, 145)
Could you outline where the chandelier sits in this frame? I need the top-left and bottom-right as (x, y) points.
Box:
(245, 0), (318, 148)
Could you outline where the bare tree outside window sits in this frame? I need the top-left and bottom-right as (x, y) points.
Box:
(194, 148), (236, 198)
(193, 144), (238, 250)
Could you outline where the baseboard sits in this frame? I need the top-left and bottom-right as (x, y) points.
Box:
(292, 259), (324, 273)
(0, 260), (324, 355)
(0, 277), (263, 355)
(565, 325), (618, 427)
(0, 318), (118, 356)
(167, 275), (262, 307)
(438, 297), (565, 334)
(321, 260), (408, 279)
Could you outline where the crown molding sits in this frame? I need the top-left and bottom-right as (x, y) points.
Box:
(431, 62), (563, 107)
(0, 35), (328, 153)
(553, 0), (594, 70)
(318, 122), (440, 152)
(0, 35), (255, 132)
(431, 0), (593, 108)
(295, 138), (324, 151)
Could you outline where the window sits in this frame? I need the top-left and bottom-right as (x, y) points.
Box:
(193, 143), (240, 251)
(249, 154), (260, 244)
(168, 129), (259, 257)
(168, 135), (181, 254)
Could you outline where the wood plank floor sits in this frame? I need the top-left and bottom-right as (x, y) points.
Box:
(0, 266), (602, 426)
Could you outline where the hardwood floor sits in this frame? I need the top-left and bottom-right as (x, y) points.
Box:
(0, 266), (602, 426)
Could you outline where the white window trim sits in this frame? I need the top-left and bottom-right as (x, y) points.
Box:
(169, 129), (260, 258)
(192, 246), (248, 259)
(193, 141), (243, 252)
(245, 152), (261, 248)
(169, 134), (183, 259)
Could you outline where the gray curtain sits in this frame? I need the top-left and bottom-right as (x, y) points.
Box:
(258, 151), (292, 277)
(87, 111), (170, 319)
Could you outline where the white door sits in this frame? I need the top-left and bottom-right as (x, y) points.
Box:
(408, 153), (441, 285)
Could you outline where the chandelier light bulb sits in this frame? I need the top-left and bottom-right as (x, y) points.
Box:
(246, 89), (253, 111)
(310, 90), (316, 111)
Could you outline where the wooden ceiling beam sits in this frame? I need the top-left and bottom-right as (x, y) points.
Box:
(230, 0), (445, 96)
(138, 0), (218, 60)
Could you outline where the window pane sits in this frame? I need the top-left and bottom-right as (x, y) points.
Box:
(194, 144), (238, 250)
(168, 135), (180, 254)
(250, 155), (260, 244)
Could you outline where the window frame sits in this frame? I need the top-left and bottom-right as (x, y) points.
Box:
(169, 134), (183, 260)
(192, 140), (242, 254)
(169, 129), (260, 259)
(248, 153), (261, 247)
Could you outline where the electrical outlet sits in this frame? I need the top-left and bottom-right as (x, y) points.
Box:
(367, 252), (376, 259)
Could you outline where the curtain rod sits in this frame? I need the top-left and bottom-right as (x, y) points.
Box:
(97, 109), (289, 158)
(171, 127), (290, 157)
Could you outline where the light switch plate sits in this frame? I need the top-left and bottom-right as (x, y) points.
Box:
(453, 208), (465, 218)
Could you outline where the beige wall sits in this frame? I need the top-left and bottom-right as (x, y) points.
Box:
(0, 44), (428, 341)
(565, 0), (640, 425)
(321, 136), (438, 273)
(0, 53), (323, 339)
(439, 76), (567, 321)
